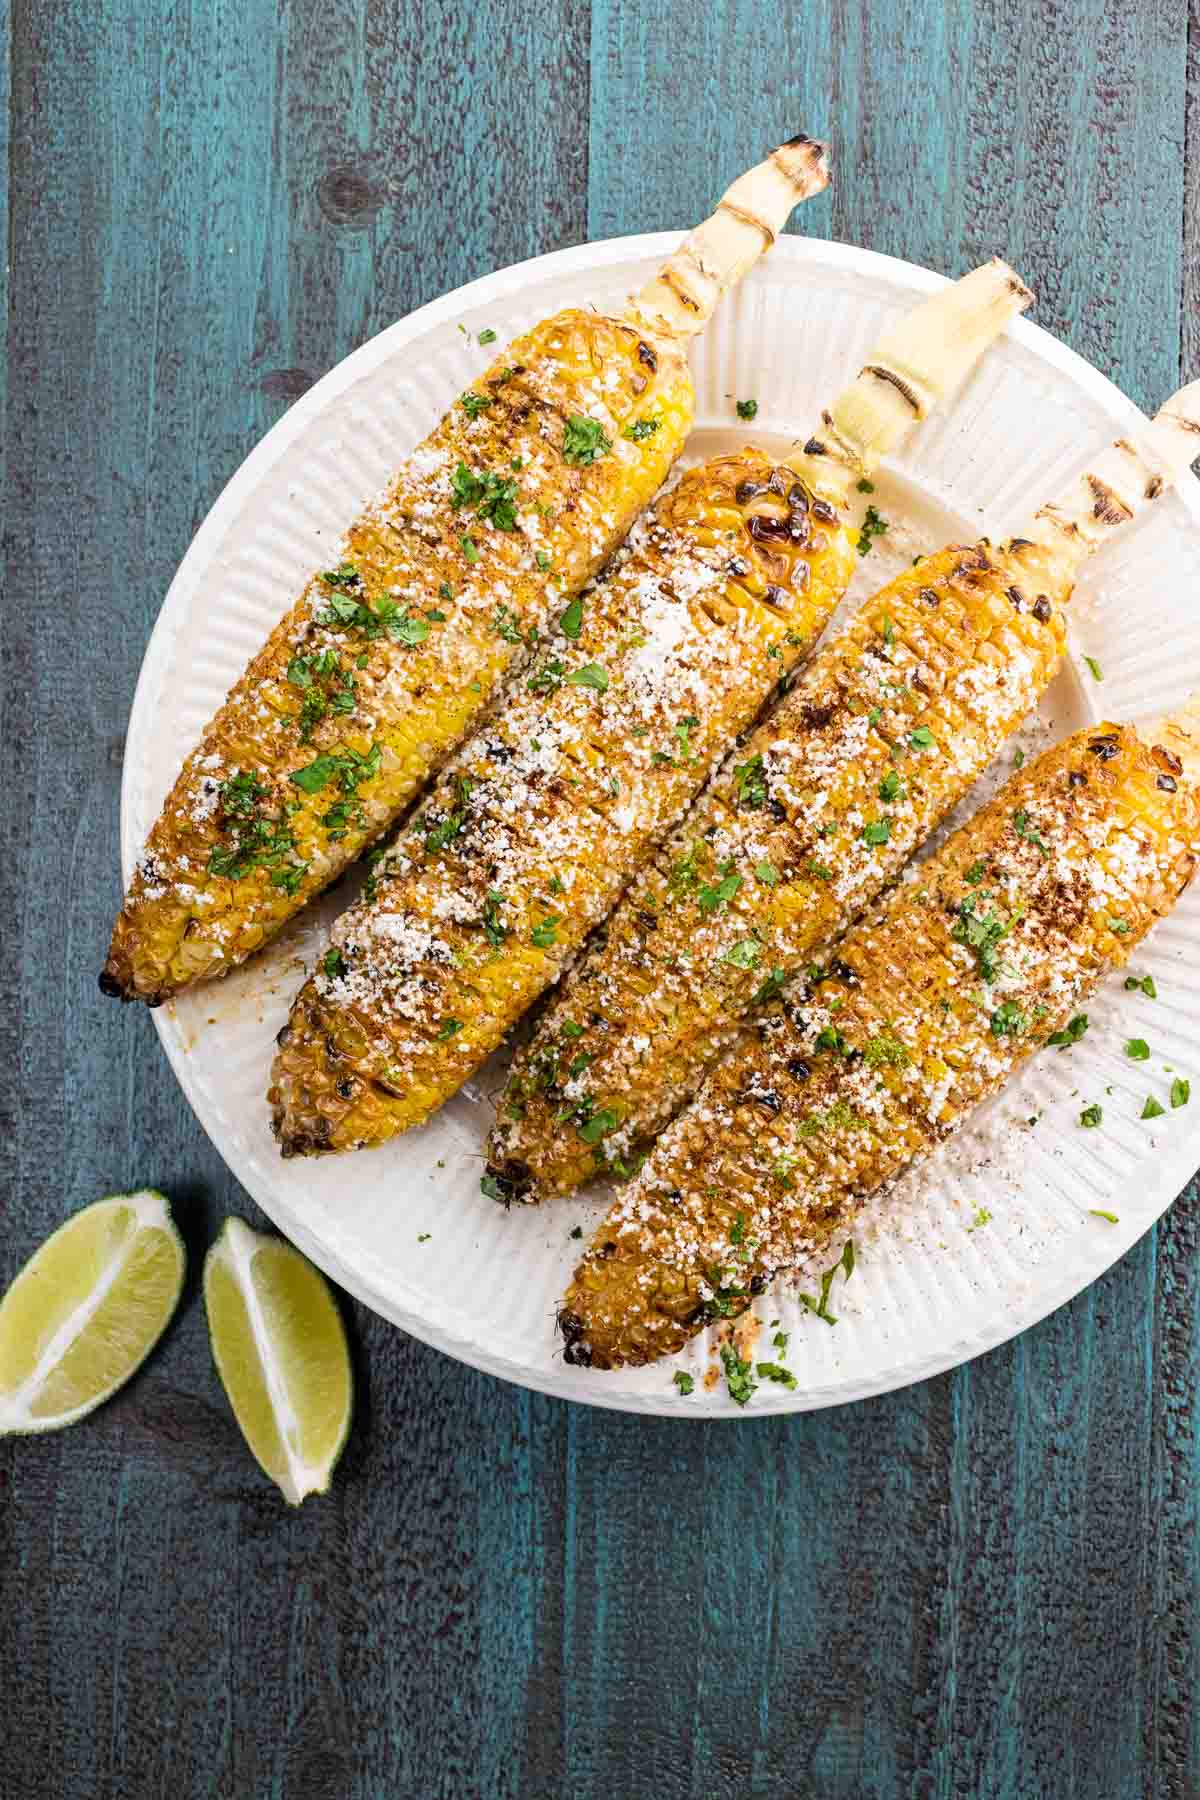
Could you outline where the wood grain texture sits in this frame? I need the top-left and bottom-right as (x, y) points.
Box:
(2, 1), (1199, 1796)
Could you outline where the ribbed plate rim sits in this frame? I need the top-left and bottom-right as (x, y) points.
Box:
(122, 232), (1200, 1418)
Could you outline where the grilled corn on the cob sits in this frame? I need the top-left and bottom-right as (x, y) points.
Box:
(491, 384), (1200, 1199)
(102, 139), (830, 1005)
(269, 262), (1033, 1155)
(559, 711), (1200, 1369)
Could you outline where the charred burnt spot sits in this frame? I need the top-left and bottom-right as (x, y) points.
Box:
(682, 1302), (709, 1329)
(557, 1309), (593, 1366)
(828, 957), (858, 986)
(1153, 744), (1185, 778)
(738, 1084), (782, 1115)
(1086, 473), (1133, 526)
(1006, 586), (1025, 611)
(787, 1057), (811, 1082)
(482, 1158), (532, 1207)
(635, 909), (658, 933)
(1068, 769), (1089, 788)
(920, 587), (941, 608)
(799, 700), (835, 731)
(1157, 774), (1179, 793)
(749, 1274), (769, 1296)
(637, 340), (658, 372)
(1088, 733), (1121, 762)
(1032, 595), (1052, 624)
(727, 556), (751, 578)
(810, 497), (838, 524)
(764, 583), (790, 609)
(335, 1078), (356, 1101)
(803, 437), (826, 458)
(736, 478), (768, 506)
(787, 483), (810, 512)
(275, 1021), (292, 1048)
(862, 362), (921, 416)
(97, 968), (126, 1000)
(1146, 475), (1165, 500)
(1008, 536), (1035, 552)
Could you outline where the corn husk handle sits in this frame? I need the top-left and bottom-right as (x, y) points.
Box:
(786, 258), (1034, 492)
(626, 136), (830, 343)
(1027, 380), (1200, 567)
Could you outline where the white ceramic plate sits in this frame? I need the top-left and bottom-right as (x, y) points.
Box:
(123, 234), (1200, 1416)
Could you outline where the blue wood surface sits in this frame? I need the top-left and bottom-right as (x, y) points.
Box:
(2, 2), (1199, 1795)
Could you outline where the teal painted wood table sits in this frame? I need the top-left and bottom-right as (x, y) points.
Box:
(3, 2), (1200, 1794)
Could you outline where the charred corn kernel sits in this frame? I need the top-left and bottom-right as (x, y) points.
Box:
(489, 536), (1070, 1199)
(101, 314), (692, 1005)
(268, 450), (857, 1155)
(556, 722), (1200, 1370)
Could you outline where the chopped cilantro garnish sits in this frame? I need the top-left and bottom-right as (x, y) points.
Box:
(1012, 808), (1050, 855)
(720, 1342), (757, 1404)
(477, 327), (497, 345)
(436, 1018), (464, 1040)
(857, 505), (889, 556)
(481, 890), (508, 947)
(672, 1370), (695, 1394)
(561, 1022), (585, 1039)
(863, 818), (891, 847)
(723, 939), (762, 969)
(460, 535), (479, 563)
(736, 398), (758, 420)
(964, 860), (987, 885)
(1090, 1209), (1120, 1222)
(990, 1000), (1028, 1038)
(1080, 1103), (1103, 1128)
(863, 1032), (911, 1068)
(752, 966), (788, 1005)
(567, 662), (609, 692)
(492, 603), (526, 644)
(322, 948), (346, 980)
(954, 897), (1013, 981)
(856, 478), (875, 494)
(697, 871), (742, 915)
(623, 416), (661, 441)
(531, 914), (561, 949)
(1125, 974), (1157, 998)
(1083, 654), (1103, 681)
(450, 462), (519, 531)
(578, 1106), (620, 1146)
(732, 753), (767, 810)
(1125, 1038), (1151, 1062)
(967, 1207), (992, 1231)
(909, 726), (936, 750)
(558, 595), (584, 640)
(1047, 1013), (1089, 1050)
(460, 391), (493, 419)
(1142, 1096), (1166, 1120)
(754, 860), (778, 886)
(798, 1240), (855, 1325)
(535, 550), (552, 572)
(878, 769), (903, 803)
(756, 1362), (798, 1389)
(1172, 1077), (1191, 1109)
(562, 415), (612, 466)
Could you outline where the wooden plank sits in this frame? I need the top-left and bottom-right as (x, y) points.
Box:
(0, 0), (588, 1795)
(581, 5), (1191, 1799)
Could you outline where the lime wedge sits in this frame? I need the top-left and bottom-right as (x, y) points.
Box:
(0, 1191), (184, 1434)
(203, 1218), (352, 1505)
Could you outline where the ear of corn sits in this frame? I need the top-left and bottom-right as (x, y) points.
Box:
(559, 720), (1200, 1370)
(269, 449), (859, 1153)
(102, 142), (830, 1007)
(491, 384), (1200, 1201)
(269, 264), (1032, 1155)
